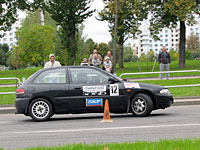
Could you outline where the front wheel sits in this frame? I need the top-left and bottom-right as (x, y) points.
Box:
(131, 93), (153, 117)
(29, 98), (53, 121)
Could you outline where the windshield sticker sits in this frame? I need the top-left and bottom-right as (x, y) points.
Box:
(86, 98), (103, 107)
(83, 86), (106, 96)
(110, 84), (119, 96)
(124, 82), (140, 88)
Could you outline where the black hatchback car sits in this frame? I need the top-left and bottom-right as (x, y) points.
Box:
(15, 66), (173, 121)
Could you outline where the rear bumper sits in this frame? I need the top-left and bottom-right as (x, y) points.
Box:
(155, 94), (174, 109)
(15, 98), (30, 115)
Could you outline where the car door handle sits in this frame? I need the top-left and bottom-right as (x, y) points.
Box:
(74, 87), (81, 90)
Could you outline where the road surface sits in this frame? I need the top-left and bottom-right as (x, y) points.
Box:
(0, 105), (200, 149)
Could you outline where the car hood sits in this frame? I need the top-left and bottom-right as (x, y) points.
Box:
(122, 81), (164, 92)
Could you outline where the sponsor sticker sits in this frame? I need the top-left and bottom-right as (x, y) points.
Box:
(83, 86), (106, 96)
(110, 84), (119, 96)
(86, 98), (103, 107)
(124, 82), (140, 89)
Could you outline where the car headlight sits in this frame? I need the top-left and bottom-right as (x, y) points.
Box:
(160, 89), (171, 95)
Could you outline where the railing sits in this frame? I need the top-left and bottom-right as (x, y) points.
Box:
(0, 77), (21, 95)
(119, 70), (200, 78)
(119, 70), (200, 89)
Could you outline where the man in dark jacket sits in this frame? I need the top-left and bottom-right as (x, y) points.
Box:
(158, 46), (171, 80)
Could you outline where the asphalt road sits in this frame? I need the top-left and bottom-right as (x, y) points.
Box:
(1, 105), (200, 150)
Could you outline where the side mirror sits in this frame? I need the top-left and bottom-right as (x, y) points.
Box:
(108, 77), (116, 84)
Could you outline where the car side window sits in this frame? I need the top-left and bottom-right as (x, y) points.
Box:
(69, 68), (109, 84)
(33, 68), (67, 84)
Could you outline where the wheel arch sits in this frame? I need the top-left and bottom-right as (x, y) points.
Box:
(130, 90), (157, 110)
(25, 96), (55, 115)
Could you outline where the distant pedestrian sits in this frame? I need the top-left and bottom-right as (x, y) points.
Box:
(103, 51), (113, 64)
(92, 54), (101, 68)
(80, 58), (89, 66)
(158, 46), (171, 80)
(88, 49), (102, 66)
(103, 57), (112, 73)
(44, 54), (61, 69)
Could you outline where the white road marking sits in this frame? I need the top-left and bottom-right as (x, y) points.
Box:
(1, 123), (200, 135)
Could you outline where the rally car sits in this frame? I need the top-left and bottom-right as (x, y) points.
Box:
(15, 66), (173, 121)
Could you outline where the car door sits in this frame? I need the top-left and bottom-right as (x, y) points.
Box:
(68, 67), (128, 113)
(32, 68), (71, 113)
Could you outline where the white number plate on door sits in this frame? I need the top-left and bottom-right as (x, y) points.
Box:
(110, 84), (119, 96)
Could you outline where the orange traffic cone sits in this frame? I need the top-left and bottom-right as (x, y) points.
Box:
(101, 99), (113, 122)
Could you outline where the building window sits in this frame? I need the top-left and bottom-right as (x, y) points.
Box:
(155, 49), (158, 51)
(196, 28), (198, 31)
(160, 39), (163, 42)
(155, 44), (158, 47)
(10, 43), (13, 46)
(172, 44), (174, 46)
(141, 49), (143, 52)
(176, 29), (179, 32)
(166, 44), (168, 46)
(9, 33), (13, 36)
(165, 35), (168, 37)
(10, 38), (13, 41)
(165, 30), (168, 33)
(3, 38), (7, 41)
(3, 33), (6, 36)
(176, 39), (178, 42)
(149, 40), (152, 43)
(160, 44), (163, 46)
(150, 44), (152, 47)
(175, 34), (178, 37)
(165, 39), (168, 42)
(160, 35), (163, 37)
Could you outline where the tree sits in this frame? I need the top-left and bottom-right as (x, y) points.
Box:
(0, 1), (29, 32)
(14, 24), (56, 67)
(99, 0), (148, 68)
(186, 34), (200, 51)
(146, 0), (200, 68)
(41, 0), (94, 65)
(0, 44), (10, 66)
(96, 42), (111, 58)
(22, 9), (57, 28)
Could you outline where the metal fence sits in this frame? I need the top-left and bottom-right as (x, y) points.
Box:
(119, 70), (200, 89)
(0, 77), (21, 95)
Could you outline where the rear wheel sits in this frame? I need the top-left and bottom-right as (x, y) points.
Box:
(29, 98), (53, 121)
(131, 93), (153, 117)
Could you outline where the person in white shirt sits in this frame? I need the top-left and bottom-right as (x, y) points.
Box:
(44, 54), (61, 69)
(103, 57), (112, 73)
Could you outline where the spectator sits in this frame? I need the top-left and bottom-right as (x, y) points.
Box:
(103, 57), (112, 73)
(92, 54), (101, 68)
(80, 58), (89, 66)
(44, 54), (61, 69)
(103, 51), (113, 64)
(88, 49), (102, 66)
(158, 46), (171, 80)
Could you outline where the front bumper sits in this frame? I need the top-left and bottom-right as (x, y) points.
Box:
(15, 98), (30, 115)
(155, 93), (174, 109)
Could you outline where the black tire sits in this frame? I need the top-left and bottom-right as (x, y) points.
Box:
(131, 93), (153, 117)
(29, 98), (53, 122)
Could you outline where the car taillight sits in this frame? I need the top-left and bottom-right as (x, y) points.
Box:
(16, 88), (26, 95)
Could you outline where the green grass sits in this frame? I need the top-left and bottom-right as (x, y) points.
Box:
(0, 67), (42, 84)
(137, 78), (200, 97)
(0, 87), (16, 105)
(116, 60), (200, 78)
(2, 138), (199, 150)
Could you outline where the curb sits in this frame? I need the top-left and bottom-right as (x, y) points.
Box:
(1, 98), (200, 114)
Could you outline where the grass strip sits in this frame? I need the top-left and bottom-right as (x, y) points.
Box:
(0, 87), (16, 105)
(11, 138), (200, 150)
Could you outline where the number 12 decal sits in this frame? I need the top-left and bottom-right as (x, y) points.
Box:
(110, 84), (119, 96)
